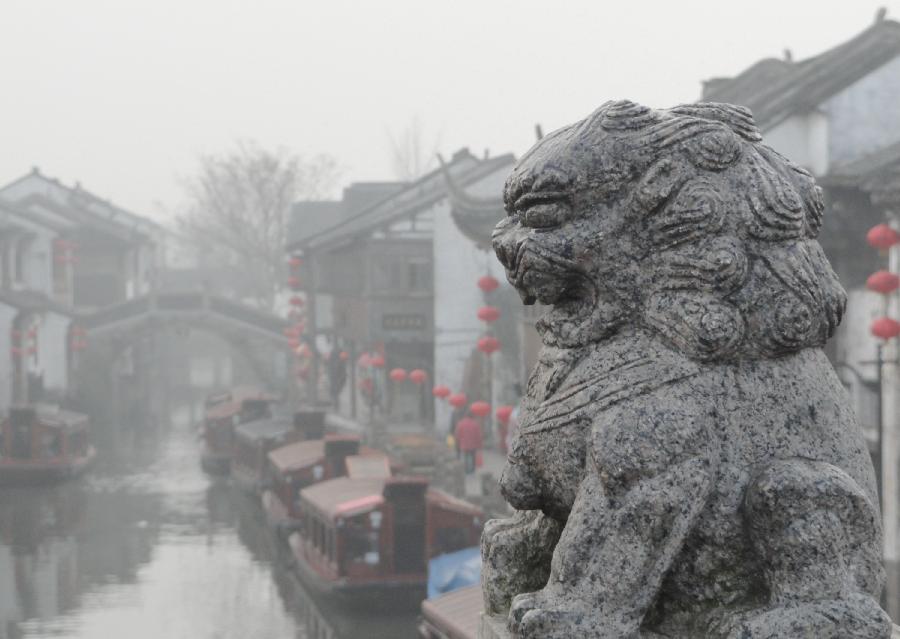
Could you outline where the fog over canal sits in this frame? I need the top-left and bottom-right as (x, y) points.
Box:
(0, 402), (418, 639)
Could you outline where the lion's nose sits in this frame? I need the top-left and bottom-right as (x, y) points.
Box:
(492, 217), (520, 272)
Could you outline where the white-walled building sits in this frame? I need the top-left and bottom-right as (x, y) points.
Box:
(0, 169), (162, 411)
(702, 13), (900, 566)
(702, 15), (900, 430)
(287, 149), (516, 430)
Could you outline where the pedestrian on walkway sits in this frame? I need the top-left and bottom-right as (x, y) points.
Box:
(455, 412), (483, 475)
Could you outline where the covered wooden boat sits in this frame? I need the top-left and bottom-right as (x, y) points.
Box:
(262, 436), (405, 533)
(287, 473), (482, 610)
(200, 387), (277, 475)
(231, 416), (297, 493)
(262, 434), (363, 531)
(0, 406), (95, 485)
(419, 584), (482, 639)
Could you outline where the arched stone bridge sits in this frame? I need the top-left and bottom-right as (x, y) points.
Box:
(79, 292), (291, 394)
(81, 292), (289, 343)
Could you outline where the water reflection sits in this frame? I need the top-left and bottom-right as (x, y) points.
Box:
(0, 404), (417, 639)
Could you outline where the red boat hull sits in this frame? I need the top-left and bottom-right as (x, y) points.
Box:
(288, 532), (427, 611)
(0, 446), (96, 486)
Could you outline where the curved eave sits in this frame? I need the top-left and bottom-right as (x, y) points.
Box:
(438, 157), (505, 250)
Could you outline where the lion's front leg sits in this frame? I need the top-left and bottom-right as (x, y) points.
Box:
(481, 509), (563, 615)
(508, 400), (718, 638)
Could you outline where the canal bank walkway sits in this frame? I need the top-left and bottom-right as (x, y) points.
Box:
(325, 412), (507, 500)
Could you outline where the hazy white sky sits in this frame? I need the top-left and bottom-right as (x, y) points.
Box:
(1, 0), (899, 222)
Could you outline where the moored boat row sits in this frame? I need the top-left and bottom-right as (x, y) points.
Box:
(199, 386), (486, 618)
(0, 405), (95, 486)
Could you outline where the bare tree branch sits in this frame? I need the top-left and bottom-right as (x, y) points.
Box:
(177, 140), (340, 310)
(387, 116), (442, 181)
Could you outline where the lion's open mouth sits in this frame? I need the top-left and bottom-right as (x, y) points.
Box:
(509, 242), (589, 308)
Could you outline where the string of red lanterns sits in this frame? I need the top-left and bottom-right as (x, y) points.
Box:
(867, 224), (900, 252)
(867, 223), (900, 340)
(344, 272), (509, 427)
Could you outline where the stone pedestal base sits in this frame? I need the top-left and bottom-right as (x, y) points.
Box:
(478, 614), (900, 638)
(479, 614), (508, 639)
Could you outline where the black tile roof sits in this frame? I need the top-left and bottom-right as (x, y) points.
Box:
(287, 149), (514, 252)
(703, 19), (900, 130)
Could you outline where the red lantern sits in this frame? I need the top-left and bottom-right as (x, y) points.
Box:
(432, 384), (451, 399)
(288, 337), (301, 349)
(448, 393), (468, 408)
(871, 316), (900, 340)
(339, 351), (349, 361)
(477, 336), (501, 355)
(288, 255), (303, 268)
(867, 224), (900, 251)
(287, 276), (301, 289)
(389, 368), (408, 382)
(496, 405), (514, 423)
(477, 306), (501, 323)
(289, 295), (304, 307)
(357, 353), (372, 368)
(866, 270), (900, 295)
(477, 275), (500, 293)
(370, 354), (386, 368)
(409, 369), (427, 384)
(470, 401), (491, 418)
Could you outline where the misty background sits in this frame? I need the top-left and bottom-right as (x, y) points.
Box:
(2, 0), (898, 218)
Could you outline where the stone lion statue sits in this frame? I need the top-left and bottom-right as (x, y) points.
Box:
(483, 100), (890, 638)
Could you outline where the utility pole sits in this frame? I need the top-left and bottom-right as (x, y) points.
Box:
(306, 252), (319, 405)
(884, 245), (900, 562)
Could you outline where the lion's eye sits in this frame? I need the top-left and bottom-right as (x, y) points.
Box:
(522, 204), (565, 229)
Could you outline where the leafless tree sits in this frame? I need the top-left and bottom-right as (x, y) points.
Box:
(177, 140), (339, 309)
(387, 117), (442, 181)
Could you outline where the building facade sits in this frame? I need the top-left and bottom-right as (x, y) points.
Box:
(0, 168), (162, 412)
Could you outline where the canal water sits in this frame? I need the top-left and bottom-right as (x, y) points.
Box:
(0, 403), (419, 639)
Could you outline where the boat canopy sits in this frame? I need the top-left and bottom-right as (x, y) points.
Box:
(234, 418), (293, 443)
(421, 583), (483, 639)
(32, 405), (88, 432)
(345, 453), (392, 479)
(206, 387), (278, 420)
(268, 439), (325, 473)
(426, 487), (483, 517)
(301, 476), (427, 521)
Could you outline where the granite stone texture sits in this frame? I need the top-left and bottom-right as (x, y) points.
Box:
(482, 101), (893, 638)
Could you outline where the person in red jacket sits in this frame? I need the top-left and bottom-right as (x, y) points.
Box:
(455, 413), (483, 475)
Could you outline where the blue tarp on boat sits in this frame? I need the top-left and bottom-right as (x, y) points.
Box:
(427, 546), (481, 599)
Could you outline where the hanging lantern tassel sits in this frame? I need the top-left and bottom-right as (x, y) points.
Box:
(871, 316), (900, 340)
(867, 223), (900, 254)
(477, 306), (501, 323)
(432, 384), (451, 399)
(477, 335), (501, 355)
(866, 270), (900, 295)
(448, 393), (468, 408)
(495, 405), (514, 423)
(470, 401), (491, 418)
(477, 275), (499, 293)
